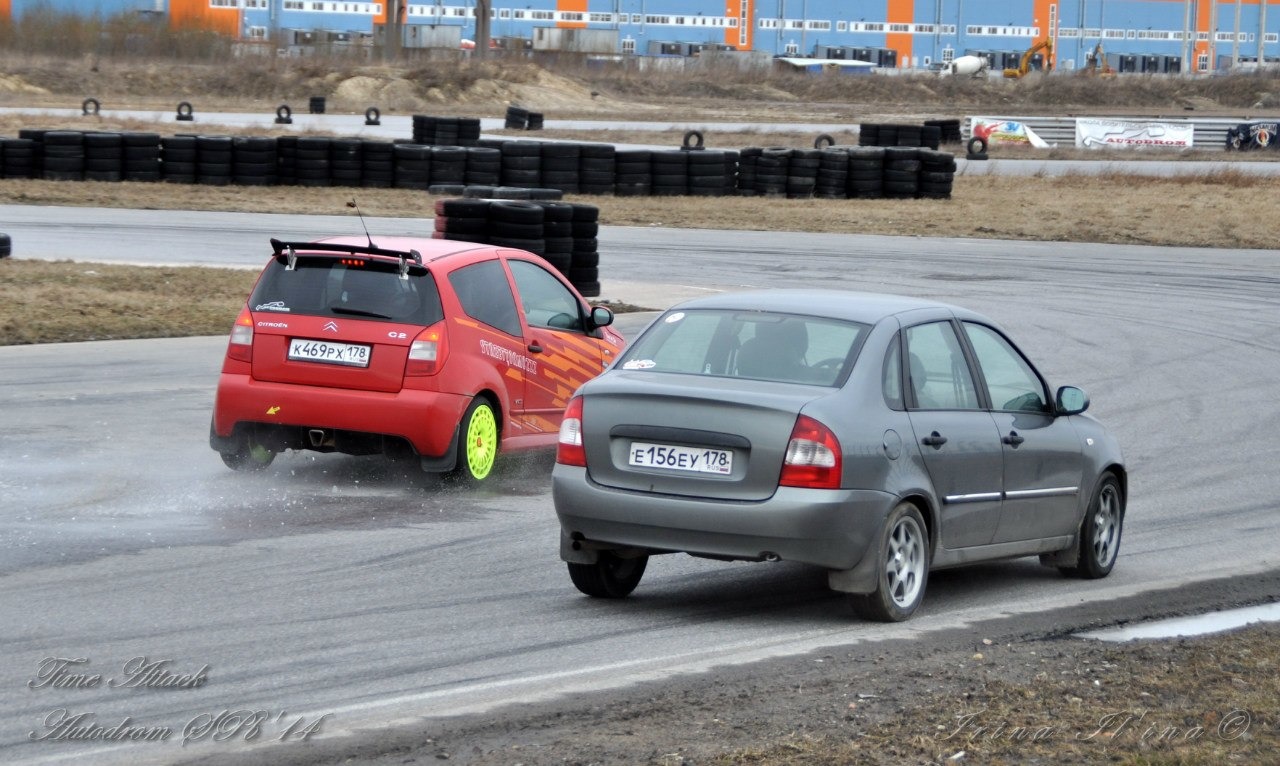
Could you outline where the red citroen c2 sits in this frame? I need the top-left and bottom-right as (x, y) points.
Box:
(210, 235), (625, 483)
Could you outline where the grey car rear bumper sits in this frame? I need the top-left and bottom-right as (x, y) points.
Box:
(553, 465), (897, 571)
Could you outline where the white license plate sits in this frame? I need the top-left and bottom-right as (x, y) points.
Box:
(628, 442), (733, 475)
(288, 338), (371, 368)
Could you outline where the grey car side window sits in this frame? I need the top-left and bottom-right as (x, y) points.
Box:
(904, 322), (980, 410)
(963, 322), (1048, 412)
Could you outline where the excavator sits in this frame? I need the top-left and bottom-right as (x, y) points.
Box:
(1080, 41), (1117, 76)
(1003, 38), (1054, 78)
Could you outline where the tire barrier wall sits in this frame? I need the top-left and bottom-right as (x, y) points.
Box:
(0, 129), (955, 200)
(433, 198), (600, 297)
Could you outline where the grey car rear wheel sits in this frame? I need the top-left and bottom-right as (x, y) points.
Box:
(568, 552), (648, 599)
(850, 503), (929, 622)
(1060, 473), (1123, 579)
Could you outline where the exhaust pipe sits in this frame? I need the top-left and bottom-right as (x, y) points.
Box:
(308, 429), (327, 447)
(762, 552), (781, 563)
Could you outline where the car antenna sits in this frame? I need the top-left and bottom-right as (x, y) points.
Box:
(347, 199), (375, 249)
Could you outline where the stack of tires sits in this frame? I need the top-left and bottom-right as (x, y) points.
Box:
(649, 151), (687, 197)
(786, 149), (820, 199)
(42, 131), (85, 181)
(161, 135), (197, 184)
(815, 148), (849, 199)
(526, 112), (545, 131)
(917, 149), (957, 199)
(567, 204), (601, 297)
(500, 141), (541, 189)
(122, 133), (162, 183)
(329, 137), (363, 187)
(360, 140), (395, 188)
(540, 143), (580, 195)
(736, 147), (761, 196)
(686, 150), (727, 197)
(412, 116), (483, 146)
(294, 136), (332, 187)
(720, 150), (739, 196)
(1, 136), (37, 178)
(504, 106), (529, 130)
(232, 136), (277, 186)
(579, 144), (615, 195)
(613, 149), (651, 196)
(430, 199), (602, 295)
(846, 147), (885, 199)
(464, 146), (502, 187)
(924, 119), (964, 145)
(457, 118), (482, 146)
(859, 122), (944, 150)
(276, 136), (298, 186)
(882, 147), (921, 199)
(392, 143), (432, 190)
(428, 146), (468, 192)
(83, 132), (123, 183)
(754, 147), (790, 197)
(195, 135), (234, 186)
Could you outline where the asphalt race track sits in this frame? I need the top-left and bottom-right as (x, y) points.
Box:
(1, 205), (1278, 764)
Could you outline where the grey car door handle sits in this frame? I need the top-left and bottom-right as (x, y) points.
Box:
(921, 432), (947, 448)
(1003, 431), (1025, 447)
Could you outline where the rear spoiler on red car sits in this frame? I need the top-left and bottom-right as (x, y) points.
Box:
(269, 238), (424, 279)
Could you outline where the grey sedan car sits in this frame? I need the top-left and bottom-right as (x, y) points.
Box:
(552, 290), (1126, 621)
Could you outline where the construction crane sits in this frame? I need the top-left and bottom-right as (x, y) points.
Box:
(1081, 42), (1116, 76)
(1003, 38), (1054, 78)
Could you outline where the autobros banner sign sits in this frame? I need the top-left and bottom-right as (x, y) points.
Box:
(971, 117), (1051, 148)
(1075, 118), (1194, 149)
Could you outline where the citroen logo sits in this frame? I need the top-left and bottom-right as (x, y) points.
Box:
(323, 321), (339, 333)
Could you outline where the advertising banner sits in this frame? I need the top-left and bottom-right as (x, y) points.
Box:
(1075, 118), (1194, 149)
(970, 118), (1051, 149)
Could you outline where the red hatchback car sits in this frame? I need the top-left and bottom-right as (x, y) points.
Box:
(210, 235), (626, 483)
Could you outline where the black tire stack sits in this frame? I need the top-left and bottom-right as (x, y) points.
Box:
(720, 150), (739, 196)
(161, 135), (197, 184)
(392, 143), (432, 190)
(0, 232), (10, 258)
(500, 141), (541, 189)
(295, 136), (331, 187)
(361, 140), (395, 188)
(122, 133), (162, 183)
(685, 149), (726, 197)
(308, 96), (326, 115)
(924, 119), (964, 145)
(736, 147), (761, 196)
(83, 132), (123, 183)
(540, 143), (580, 195)
(458, 118), (482, 147)
(815, 147), (849, 199)
(526, 112), (544, 131)
(276, 136), (298, 186)
(1, 136), (37, 179)
(613, 149), (651, 197)
(195, 135), (233, 186)
(465, 146), (502, 187)
(882, 147), (920, 199)
(894, 124), (923, 149)
(487, 200), (546, 256)
(579, 144), (615, 195)
(504, 106), (529, 130)
(232, 135), (277, 186)
(432, 197), (490, 244)
(429, 145), (468, 193)
(846, 146), (885, 199)
(860, 122), (951, 149)
(328, 137), (363, 187)
(650, 150), (688, 196)
(755, 147), (789, 197)
(917, 148), (957, 199)
(787, 149), (820, 199)
(42, 131), (85, 181)
(537, 201), (575, 272)
(858, 124), (880, 147)
(567, 203), (600, 297)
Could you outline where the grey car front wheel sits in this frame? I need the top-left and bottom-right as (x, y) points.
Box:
(850, 502), (929, 622)
(1060, 473), (1123, 579)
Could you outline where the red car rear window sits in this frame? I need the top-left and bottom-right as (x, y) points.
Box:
(249, 256), (445, 325)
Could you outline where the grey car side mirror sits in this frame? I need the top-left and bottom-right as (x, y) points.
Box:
(1055, 385), (1090, 415)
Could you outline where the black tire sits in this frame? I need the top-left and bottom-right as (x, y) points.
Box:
(0, 232), (11, 258)
(434, 197), (490, 217)
(176, 101), (194, 120)
(445, 397), (501, 484)
(219, 434), (276, 472)
(82, 97), (101, 115)
(489, 200), (544, 224)
(567, 552), (648, 598)
(1059, 473), (1123, 579)
(849, 502), (929, 622)
(813, 133), (835, 149)
(681, 129), (705, 150)
(967, 136), (988, 156)
(365, 106), (381, 125)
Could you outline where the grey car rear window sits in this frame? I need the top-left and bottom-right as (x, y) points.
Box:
(619, 309), (868, 387)
(250, 257), (444, 325)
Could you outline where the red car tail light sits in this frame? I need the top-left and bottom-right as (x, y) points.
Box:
(226, 307), (254, 363)
(556, 396), (586, 467)
(406, 322), (448, 376)
(779, 414), (842, 490)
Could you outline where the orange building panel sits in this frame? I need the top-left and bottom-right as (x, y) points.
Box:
(557, 0), (587, 29)
(886, 0), (912, 67)
(726, 0), (753, 50)
(168, 0), (240, 38)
